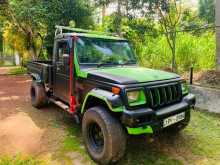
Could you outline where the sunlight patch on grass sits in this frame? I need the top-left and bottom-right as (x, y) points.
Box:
(0, 155), (45, 165)
(54, 126), (94, 165)
(9, 67), (27, 75)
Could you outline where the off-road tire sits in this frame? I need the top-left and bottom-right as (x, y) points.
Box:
(82, 106), (126, 164)
(164, 110), (191, 134)
(30, 81), (47, 108)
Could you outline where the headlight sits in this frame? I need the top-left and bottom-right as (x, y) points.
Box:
(181, 82), (189, 95)
(127, 90), (146, 106)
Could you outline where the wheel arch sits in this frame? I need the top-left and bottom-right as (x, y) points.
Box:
(81, 89), (124, 114)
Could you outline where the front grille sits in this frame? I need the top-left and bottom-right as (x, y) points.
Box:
(146, 83), (182, 109)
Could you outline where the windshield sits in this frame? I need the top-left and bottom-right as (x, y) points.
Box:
(76, 37), (137, 66)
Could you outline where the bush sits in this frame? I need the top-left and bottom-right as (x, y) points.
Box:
(176, 32), (216, 72)
(135, 32), (216, 73)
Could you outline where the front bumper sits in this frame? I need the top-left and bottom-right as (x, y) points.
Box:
(121, 94), (196, 133)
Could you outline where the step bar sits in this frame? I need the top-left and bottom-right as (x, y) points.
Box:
(49, 98), (69, 112)
(48, 98), (80, 124)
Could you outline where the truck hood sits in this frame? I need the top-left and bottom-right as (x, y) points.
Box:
(87, 67), (180, 85)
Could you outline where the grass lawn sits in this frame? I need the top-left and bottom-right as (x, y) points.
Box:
(1, 110), (220, 165)
(55, 110), (220, 165)
(0, 66), (27, 75)
(0, 155), (45, 165)
(8, 67), (27, 75)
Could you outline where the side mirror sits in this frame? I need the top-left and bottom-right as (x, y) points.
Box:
(63, 54), (70, 65)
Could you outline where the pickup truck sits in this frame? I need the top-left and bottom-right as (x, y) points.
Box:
(27, 26), (196, 164)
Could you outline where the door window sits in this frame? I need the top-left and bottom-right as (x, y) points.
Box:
(57, 41), (69, 62)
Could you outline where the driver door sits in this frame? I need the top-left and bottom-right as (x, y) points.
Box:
(53, 40), (70, 102)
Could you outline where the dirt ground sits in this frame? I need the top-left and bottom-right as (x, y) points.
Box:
(182, 70), (220, 89)
(0, 74), (81, 164)
(0, 72), (92, 165)
(0, 75), (61, 155)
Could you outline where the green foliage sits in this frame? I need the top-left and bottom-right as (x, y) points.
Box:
(0, 0), (216, 71)
(0, 0), (94, 60)
(176, 32), (216, 71)
(181, 9), (207, 36)
(43, 0), (94, 48)
(0, 0), (47, 60)
(199, 0), (215, 24)
(136, 32), (216, 72)
(97, 4), (215, 72)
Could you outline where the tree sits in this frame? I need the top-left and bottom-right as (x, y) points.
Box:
(142, 0), (182, 72)
(41, 0), (94, 56)
(94, 0), (123, 34)
(94, 0), (112, 23)
(119, 0), (185, 71)
(94, 0), (192, 71)
(181, 9), (205, 34)
(0, 0), (46, 60)
(199, 0), (215, 24)
(0, 0), (94, 60)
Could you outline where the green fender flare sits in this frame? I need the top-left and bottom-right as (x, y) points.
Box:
(81, 88), (124, 113)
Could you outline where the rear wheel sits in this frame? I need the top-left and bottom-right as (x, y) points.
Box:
(30, 81), (47, 108)
(82, 107), (126, 164)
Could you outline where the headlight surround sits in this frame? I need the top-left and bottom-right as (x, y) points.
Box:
(126, 89), (146, 107)
(181, 81), (189, 95)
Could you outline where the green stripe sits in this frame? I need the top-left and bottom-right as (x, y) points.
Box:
(127, 126), (153, 135)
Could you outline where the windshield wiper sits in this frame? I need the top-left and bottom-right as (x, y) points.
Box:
(97, 62), (118, 68)
(120, 61), (137, 66)
(97, 61), (136, 68)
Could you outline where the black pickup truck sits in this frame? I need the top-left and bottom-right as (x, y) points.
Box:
(27, 26), (196, 164)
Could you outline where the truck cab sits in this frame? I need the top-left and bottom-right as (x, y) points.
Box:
(27, 26), (196, 164)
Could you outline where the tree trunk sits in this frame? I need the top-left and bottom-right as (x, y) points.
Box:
(171, 30), (177, 72)
(216, 0), (220, 70)
(29, 46), (37, 60)
(116, 0), (122, 35)
(102, 4), (106, 25)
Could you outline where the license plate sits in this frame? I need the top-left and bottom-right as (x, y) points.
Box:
(163, 112), (185, 128)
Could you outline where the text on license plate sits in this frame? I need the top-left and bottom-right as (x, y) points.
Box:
(163, 112), (185, 128)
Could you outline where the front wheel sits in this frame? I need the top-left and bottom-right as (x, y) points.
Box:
(82, 107), (126, 164)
